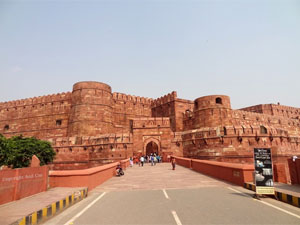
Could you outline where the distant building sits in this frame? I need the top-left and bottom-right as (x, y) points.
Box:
(1, 81), (299, 177)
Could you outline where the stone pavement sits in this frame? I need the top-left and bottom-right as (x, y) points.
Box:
(94, 162), (230, 192)
(0, 187), (87, 225)
(98, 162), (300, 208)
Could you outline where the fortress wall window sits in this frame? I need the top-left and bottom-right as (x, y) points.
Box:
(56, 120), (62, 126)
(260, 126), (267, 134)
(216, 97), (222, 104)
(4, 125), (9, 131)
(223, 127), (227, 135)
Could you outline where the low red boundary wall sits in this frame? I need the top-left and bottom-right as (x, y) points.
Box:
(49, 159), (130, 191)
(0, 166), (49, 205)
(174, 157), (254, 186)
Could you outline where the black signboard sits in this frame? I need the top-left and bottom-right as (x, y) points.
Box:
(254, 148), (274, 194)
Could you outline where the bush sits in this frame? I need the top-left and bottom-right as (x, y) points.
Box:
(0, 135), (56, 168)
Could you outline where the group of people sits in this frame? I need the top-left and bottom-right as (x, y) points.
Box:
(118, 155), (176, 177)
(131, 154), (162, 167)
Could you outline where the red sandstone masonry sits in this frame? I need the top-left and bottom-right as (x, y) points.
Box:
(174, 156), (254, 186)
(1, 81), (300, 182)
(49, 159), (129, 191)
(0, 166), (49, 205)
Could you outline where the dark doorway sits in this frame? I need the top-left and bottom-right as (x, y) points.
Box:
(146, 141), (159, 155)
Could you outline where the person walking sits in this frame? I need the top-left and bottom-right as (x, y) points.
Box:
(171, 157), (176, 170)
(140, 155), (145, 167)
(154, 155), (157, 165)
(150, 155), (154, 166)
(129, 157), (133, 167)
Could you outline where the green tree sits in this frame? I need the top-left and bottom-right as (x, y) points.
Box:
(0, 135), (56, 168)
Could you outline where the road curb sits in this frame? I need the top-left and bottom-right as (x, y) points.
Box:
(10, 188), (88, 225)
(244, 183), (300, 208)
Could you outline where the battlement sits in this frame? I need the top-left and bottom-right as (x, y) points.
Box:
(151, 91), (177, 107)
(181, 124), (295, 140)
(240, 104), (300, 118)
(269, 104), (300, 112)
(0, 92), (72, 109)
(112, 92), (153, 105)
(233, 109), (300, 127)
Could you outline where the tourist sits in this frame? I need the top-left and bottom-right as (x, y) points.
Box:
(129, 157), (133, 167)
(140, 155), (145, 167)
(150, 155), (154, 166)
(116, 164), (124, 176)
(154, 155), (157, 165)
(156, 155), (160, 163)
(171, 157), (176, 170)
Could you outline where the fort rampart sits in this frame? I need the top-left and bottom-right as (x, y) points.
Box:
(1, 81), (299, 183)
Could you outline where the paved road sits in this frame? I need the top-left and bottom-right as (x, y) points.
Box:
(44, 163), (300, 225)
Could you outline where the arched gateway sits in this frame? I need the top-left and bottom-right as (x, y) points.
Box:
(143, 138), (160, 156)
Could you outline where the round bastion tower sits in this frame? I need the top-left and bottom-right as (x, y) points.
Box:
(67, 81), (113, 136)
(193, 95), (232, 128)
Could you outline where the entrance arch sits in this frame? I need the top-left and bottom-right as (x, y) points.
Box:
(146, 141), (159, 155)
(143, 137), (160, 156)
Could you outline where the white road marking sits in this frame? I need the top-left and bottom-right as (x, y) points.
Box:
(163, 189), (169, 199)
(227, 187), (250, 197)
(254, 198), (300, 219)
(63, 192), (106, 225)
(171, 210), (183, 225)
(228, 187), (300, 220)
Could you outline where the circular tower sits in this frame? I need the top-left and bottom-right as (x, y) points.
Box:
(193, 95), (232, 128)
(68, 81), (113, 136)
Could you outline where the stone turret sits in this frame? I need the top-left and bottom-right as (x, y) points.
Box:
(193, 95), (232, 128)
(67, 81), (113, 136)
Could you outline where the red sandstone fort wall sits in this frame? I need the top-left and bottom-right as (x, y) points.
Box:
(48, 134), (133, 170)
(151, 92), (193, 132)
(1, 82), (299, 182)
(0, 92), (72, 139)
(112, 92), (152, 132)
(240, 104), (300, 118)
(131, 117), (181, 159)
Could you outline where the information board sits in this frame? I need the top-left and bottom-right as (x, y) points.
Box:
(254, 148), (274, 195)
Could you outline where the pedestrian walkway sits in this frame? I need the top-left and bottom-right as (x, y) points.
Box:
(94, 162), (229, 192)
(0, 187), (87, 225)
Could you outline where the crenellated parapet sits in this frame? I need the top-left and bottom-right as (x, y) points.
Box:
(112, 92), (153, 105)
(240, 104), (300, 119)
(232, 109), (300, 128)
(151, 91), (177, 107)
(0, 92), (72, 110)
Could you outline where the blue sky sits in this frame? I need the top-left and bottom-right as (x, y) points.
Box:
(0, 0), (299, 109)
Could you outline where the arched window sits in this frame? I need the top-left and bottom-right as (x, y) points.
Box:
(216, 97), (222, 104)
(223, 127), (227, 135)
(260, 126), (267, 134)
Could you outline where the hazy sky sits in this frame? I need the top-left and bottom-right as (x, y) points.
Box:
(0, 0), (299, 109)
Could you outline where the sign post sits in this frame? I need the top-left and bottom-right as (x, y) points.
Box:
(254, 148), (275, 195)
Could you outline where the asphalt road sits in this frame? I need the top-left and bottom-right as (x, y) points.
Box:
(43, 164), (300, 225)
